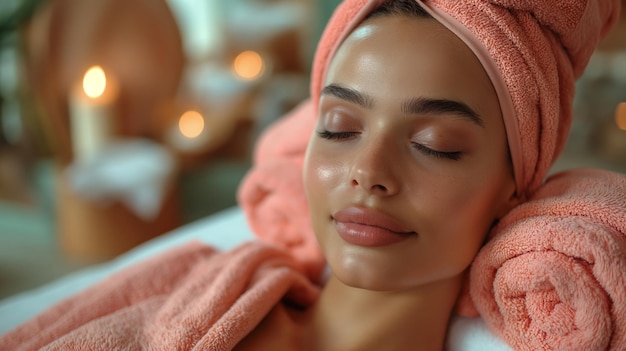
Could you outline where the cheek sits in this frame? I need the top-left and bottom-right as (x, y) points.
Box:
(434, 169), (511, 250)
(405, 181), (502, 282)
(304, 143), (345, 191)
(424, 165), (511, 239)
(303, 150), (345, 213)
(303, 150), (346, 252)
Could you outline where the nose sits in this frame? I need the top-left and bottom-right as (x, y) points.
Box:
(350, 140), (400, 196)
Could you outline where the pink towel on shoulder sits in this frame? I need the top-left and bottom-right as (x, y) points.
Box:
(0, 241), (320, 350)
(237, 100), (325, 281)
(464, 169), (626, 351)
(238, 157), (324, 281)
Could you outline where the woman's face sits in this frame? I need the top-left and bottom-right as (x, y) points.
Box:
(304, 15), (516, 292)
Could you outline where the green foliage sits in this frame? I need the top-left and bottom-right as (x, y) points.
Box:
(0, 0), (47, 43)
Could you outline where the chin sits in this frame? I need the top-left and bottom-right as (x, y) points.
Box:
(329, 252), (409, 292)
(334, 269), (397, 292)
(330, 251), (469, 293)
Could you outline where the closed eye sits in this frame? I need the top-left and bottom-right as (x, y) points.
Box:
(317, 130), (359, 140)
(413, 143), (463, 161)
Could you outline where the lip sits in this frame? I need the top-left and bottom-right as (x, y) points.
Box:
(332, 207), (417, 247)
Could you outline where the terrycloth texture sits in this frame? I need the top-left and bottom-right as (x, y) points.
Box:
(464, 169), (626, 351)
(0, 241), (320, 350)
(310, 0), (621, 198)
(237, 99), (325, 281)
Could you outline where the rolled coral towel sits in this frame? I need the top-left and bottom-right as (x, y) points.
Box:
(467, 169), (626, 351)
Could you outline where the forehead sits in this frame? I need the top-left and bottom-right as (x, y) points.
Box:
(324, 15), (499, 119)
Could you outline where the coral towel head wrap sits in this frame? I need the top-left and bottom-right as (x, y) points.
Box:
(311, 0), (621, 198)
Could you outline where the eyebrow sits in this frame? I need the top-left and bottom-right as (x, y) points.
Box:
(321, 84), (485, 128)
(321, 84), (374, 109)
(401, 97), (485, 127)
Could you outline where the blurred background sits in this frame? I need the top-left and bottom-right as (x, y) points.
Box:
(0, 0), (624, 299)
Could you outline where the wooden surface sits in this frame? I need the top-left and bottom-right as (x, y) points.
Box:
(54, 166), (182, 262)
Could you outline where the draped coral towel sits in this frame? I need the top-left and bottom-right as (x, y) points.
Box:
(0, 242), (320, 350)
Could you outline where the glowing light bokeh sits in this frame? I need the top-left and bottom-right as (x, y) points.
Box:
(178, 110), (205, 139)
(83, 66), (107, 98)
(616, 103), (626, 131)
(233, 51), (264, 80)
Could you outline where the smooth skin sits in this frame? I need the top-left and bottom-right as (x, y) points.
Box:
(236, 13), (517, 351)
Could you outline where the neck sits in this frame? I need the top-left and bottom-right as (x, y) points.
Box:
(302, 274), (463, 351)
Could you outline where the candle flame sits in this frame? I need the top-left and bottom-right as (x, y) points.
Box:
(233, 51), (264, 80)
(617, 103), (626, 131)
(179, 110), (205, 139)
(83, 66), (107, 98)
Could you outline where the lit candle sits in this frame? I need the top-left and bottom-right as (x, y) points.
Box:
(166, 110), (208, 152)
(178, 110), (205, 139)
(69, 65), (117, 164)
(232, 51), (266, 81)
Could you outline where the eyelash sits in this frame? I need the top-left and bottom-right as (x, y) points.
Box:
(412, 143), (463, 161)
(317, 130), (463, 161)
(317, 130), (358, 140)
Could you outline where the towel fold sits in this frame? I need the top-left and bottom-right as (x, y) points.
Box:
(237, 99), (324, 280)
(464, 169), (626, 350)
(0, 241), (320, 350)
(237, 157), (325, 281)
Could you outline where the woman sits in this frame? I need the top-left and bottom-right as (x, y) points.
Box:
(237, 1), (516, 349)
(1, 0), (619, 350)
(237, 0), (620, 349)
